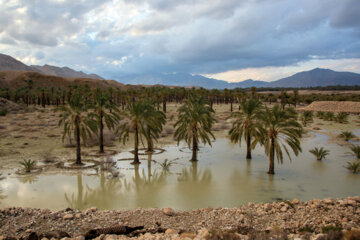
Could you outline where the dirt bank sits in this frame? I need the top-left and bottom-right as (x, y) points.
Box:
(0, 196), (359, 240)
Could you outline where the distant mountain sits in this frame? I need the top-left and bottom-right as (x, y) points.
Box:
(120, 72), (269, 89)
(268, 68), (360, 88)
(2, 52), (360, 89)
(0, 53), (35, 72)
(0, 53), (103, 80)
(229, 79), (269, 88)
(31, 64), (103, 80)
(122, 68), (360, 89)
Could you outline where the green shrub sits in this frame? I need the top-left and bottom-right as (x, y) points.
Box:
(338, 131), (356, 141)
(0, 109), (7, 116)
(19, 159), (36, 173)
(158, 159), (175, 171)
(322, 225), (342, 234)
(316, 111), (325, 119)
(335, 112), (349, 123)
(324, 112), (335, 121)
(350, 145), (360, 159)
(309, 147), (329, 160)
(345, 161), (360, 174)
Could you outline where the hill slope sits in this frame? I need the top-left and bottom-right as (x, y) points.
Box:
(0, 53), (103, 80)
(121, 68), (360, 89)
(121, 73), (268, 89)
(31, 64), (103, 80)
(0, 71), (124, 90)
(0, 53), (36, 72)
(269, 68), (360, 88)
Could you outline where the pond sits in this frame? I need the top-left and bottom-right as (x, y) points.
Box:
(0, 132), (359, 210)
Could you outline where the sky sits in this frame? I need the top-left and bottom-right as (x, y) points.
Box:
(0, 0), (360, 82)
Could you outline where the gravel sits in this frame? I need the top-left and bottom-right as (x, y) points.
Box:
(0, 196), (359, 240)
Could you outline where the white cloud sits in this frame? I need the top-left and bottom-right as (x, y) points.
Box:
(205, 58), (360, 82)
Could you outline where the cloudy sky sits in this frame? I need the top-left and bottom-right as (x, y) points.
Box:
(0, 0), (360, 82)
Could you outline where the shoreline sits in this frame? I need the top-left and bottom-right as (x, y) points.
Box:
(0, 196), (359, 240)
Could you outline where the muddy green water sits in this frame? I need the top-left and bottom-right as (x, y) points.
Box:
(0, 132), (359, 210)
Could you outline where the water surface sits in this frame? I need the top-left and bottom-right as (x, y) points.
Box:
(0, 132), (359, 210)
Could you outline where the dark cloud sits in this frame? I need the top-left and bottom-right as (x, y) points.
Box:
(0, 0), (359, 79)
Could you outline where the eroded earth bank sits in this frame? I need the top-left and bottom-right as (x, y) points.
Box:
(0, 196), (359, 240)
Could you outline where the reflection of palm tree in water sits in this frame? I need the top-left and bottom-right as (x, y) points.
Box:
(131, 154), (168, 207)
(86, 171), (126, 209)
(176, 161), (212, 208)
(0, 187), (6, 204)
(18, 175), (39, 184)
(177, 161), (211, 183)
(65, 173), (88, 210)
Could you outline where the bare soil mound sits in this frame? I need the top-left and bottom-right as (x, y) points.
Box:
(0, 97), (23, 112)
(298, 101), (360, 113)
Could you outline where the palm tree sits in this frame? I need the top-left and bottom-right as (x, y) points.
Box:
(228, 98), (262, 159)
(301, 111), (313, 127)
(91, 89), (120, 153)
(309, 147), (329, 160)
(174, 94), (216, 161)
(58, 90), (97, 165)
(143, 99), (166, 152)
(254, 105), (303, 174)
(116, 100), (163, 164)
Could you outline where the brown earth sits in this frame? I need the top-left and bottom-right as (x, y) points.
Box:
(0, 71), (127, 90)
(0, 197), (359, 240)
(298, 101), (360, 113)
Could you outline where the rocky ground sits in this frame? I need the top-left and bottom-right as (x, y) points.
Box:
(0, 197), (359, 240)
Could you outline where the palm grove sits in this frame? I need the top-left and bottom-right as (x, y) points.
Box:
(3, 84), (359, 174)
(33, 84), (309, 175)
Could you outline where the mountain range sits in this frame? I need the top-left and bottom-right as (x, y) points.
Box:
(0, 53), (103, 80)
(1, 52), (360, 89)
(120, 68), (360, 89)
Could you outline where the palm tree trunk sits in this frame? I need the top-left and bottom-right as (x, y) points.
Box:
(76, 173), (83, 208)
(230, 100), (233, 112)
(99, 112), (104, 153)
(191, 134), (198, 162)
(191, 161), (198, 181)
(146, 128), (153, 152)
(147, 154), (152, 182)
(132, 125), (140, 164)
(75, 117), (82, 165)
(268, 138), (275, 174)
(162, 99), (166, 113)
(246, 135), (252, 159)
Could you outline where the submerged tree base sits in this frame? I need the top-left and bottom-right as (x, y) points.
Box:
(56, 160), (100, 170)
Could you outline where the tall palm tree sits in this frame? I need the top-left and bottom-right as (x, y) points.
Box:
(254, 105), (303, 174)
(143, 99), (166, 152)
(91, 89), (120, 153)
(58, 90), (97, 165)
(174, 95), (216, 161)
(228, 98), (262, 159)
(116, 100), (163, 164)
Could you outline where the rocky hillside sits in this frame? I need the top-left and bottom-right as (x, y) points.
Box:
(0, 71), (125, 90)
(0, 53), (103, 80)
(31, 64), (103, 80)
(0, 53), (35, 72)
(269, 68), (360, 88)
